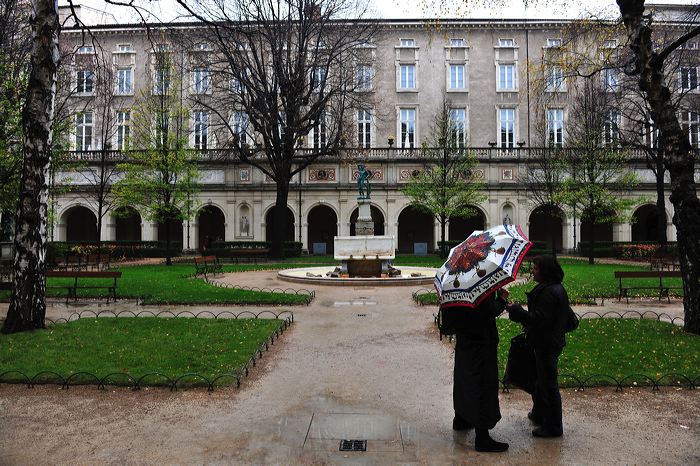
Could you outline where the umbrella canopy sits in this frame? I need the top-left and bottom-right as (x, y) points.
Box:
(435, 224), (532, 308)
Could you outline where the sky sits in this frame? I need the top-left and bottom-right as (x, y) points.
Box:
(63, 0), (699, 24)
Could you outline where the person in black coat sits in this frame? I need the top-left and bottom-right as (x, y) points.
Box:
(446, 289), (509, 452)
(507, 255), (569, 438)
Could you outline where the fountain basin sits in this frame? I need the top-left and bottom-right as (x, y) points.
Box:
(277, 266), (436, 286)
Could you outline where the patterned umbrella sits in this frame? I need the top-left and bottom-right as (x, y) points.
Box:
(435, 224), (532, 308)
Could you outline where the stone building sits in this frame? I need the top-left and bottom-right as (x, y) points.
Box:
(47, 8), (699, 254)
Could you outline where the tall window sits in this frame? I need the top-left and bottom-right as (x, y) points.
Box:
(232, 111), (249, 145)
(603, 109), (620, 146)
(312, 112), (327, 148)
(75, 112), (93, 151)
(116, 110), (130, 150)
(356, 64), (372, 91)
(602, 68), (619, 91)
(449, 108), (467, 147)
(193, 111), (209, 149)
(357, 109), (371, 148)
(399, 64), (416, 89)
(193, 68), (210, 94)
(312, 66), (327, 91)
(679, 67), (699, 91)
(682, 111), (700, 148)
(498, 108), (515, 148)
(449, 64), (466, 90)
(497, 64), (516, 90)
(153, 68), (170, 95)
(76, 70), (95, 94)
(116, 68), (133, 94)
(547, 109), (564, 147)
(400, 38), (415, 47)
(546, 66), (565, 92)
(399, 108), (416, 148)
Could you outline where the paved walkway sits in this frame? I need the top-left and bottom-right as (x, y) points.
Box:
(0, 271), (697, 465)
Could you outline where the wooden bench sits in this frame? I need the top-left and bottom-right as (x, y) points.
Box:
(649, 253), (679, 271)
(614, 270), (683, 303)
(46, 270), (122, 304)
(194, 255), (223, 277)
(55, 253), (110, 271)
(218, 248), (270, 264)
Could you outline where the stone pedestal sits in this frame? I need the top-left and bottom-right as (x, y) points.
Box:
(355, 198), (374, 236)
(334, 235), (396, 278)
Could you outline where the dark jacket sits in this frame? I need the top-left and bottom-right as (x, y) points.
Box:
(508, 282), (569, 350)
(439, 294), (506, 343)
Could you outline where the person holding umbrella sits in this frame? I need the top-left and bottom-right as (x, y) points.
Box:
(436, 225), (532, 453)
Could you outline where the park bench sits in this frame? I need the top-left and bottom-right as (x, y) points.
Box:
(649, 252), (679, 271)
(218, 248), (270, 264)
(614, 270), (683, 304)
(55, 253), (110, 271)
(46, 270), (122, 304)
(194, 255), (224, 277)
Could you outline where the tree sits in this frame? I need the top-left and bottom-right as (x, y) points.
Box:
(113, 47), (198, 266)
(401, 100), (485, 258)
(2, 0), (61, 334)
(171, 0), (378, 258)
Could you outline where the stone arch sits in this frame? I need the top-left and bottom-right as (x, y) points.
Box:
(307, 204), (338, 254)
(198, 204), (226, 250)
(449, 205), (487, 242)
(397, 205), (434, 253)
(61, 205), (98, 242)
(265, 205), (295, 242)
(113, 206), (142, 241)
(632, 204), (667, 242)
(528, 204), (564, 253)
(349, 204), (385, 236)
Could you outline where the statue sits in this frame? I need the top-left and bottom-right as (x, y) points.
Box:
(240, 215), (249, 235)
(357, 164), (372, 199)
(503, 213), (511, 225)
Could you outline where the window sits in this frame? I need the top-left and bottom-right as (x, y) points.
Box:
(193, 68), (210, 94)
(449, 38), (465, 47)
(154, 111), (169, 147)
(603, 40), (618, 49)
(116, 69), (133, 94)
(546, 38), (562, 48)
(75, 112), (93, 151)
(449, 64), (466, 90)
(153, 68), (170, 95)
(312, 112), (327, 148)
(195, 42), (210, 51)
(356, 64), (373, 91)
(357, 109), (372, 148)
(400, 38), (415, 47)
(232, 111), (249, 146)
(399, 64), (416, 89)
(278, 112), (286, 139)
(546, 66), (565, 92)
(193, 111), (209, 150)
(77, 45), (94, 54)
(547, 109), (564, 147)
(498, 38), (514, 47)
(682, 111), (700, 148)
(117, 44), (133, 52)
(603, 109), (620, 146)
(679, 67), (699, 92)
(399, 108), (416, 148)
(497, 64), (516, 90)
(311, 66), (327, 91)
(498, 108), (515, 148)
(116, 110), (130, 150)
(449, 108), (467, 147)
(76, 70), (94, 94)
(602, 68), (619, 91)
(685, 41), (698, 50)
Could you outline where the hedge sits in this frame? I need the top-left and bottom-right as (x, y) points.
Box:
(47, 241), (184, 263)
(210, 241), (303, 257)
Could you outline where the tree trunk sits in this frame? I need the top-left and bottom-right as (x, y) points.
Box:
(654, 156), (668, 251)
(588, 221), (595, 265)
(165, 214), (172, 266)
(96, 202), (103, 251)
(2, 0), (60, 334)
(439, 215), (447, 258)
(618, 0), (700, 334)
(270, 179), (290, 259)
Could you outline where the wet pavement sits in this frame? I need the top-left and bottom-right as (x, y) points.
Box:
(0, 271), (698, 465)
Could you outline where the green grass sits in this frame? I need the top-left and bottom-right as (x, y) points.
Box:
(0, 317), (283, 386)
(491, 319), (699, 384)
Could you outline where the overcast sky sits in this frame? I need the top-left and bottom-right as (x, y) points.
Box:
(64, 0), (698, 23)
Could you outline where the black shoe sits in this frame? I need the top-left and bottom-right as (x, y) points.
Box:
(475, 436), (509, 453)
(453, 416), (474, 431)
(528, 411), (544, 426)
(532, 426), (563, 438)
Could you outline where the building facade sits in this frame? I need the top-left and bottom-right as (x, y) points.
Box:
(48, 11), (700, 254)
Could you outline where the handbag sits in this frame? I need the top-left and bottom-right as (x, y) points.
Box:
(565, 306), (579, 333)
(503, 333), (536, 394)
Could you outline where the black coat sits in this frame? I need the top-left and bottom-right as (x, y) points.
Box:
(508, 282), (569, 350)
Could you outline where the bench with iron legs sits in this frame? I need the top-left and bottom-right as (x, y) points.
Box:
(46, 270), (122, 304)
(217, 248), (271, 264)
(614, 270), (683, 303)
(194, 255), (224, 278)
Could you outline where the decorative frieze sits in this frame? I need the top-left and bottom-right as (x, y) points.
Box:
(308, 167), (337, 182)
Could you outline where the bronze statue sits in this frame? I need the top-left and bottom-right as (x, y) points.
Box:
(357, 164), (372, 199)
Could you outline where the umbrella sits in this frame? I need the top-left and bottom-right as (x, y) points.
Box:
(435, 224), (532, 308)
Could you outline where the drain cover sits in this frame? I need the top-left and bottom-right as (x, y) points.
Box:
(356, 313), (367, 317)
(339, 440), (367, 452)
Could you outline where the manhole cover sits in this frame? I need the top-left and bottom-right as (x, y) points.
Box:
(339, 440), (367, 452)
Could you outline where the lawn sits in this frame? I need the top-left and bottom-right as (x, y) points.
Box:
(0, 317), (284, 386)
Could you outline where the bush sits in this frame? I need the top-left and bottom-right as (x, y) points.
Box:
(209, 241), (303, 257)
(47, 241), (184, 264)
